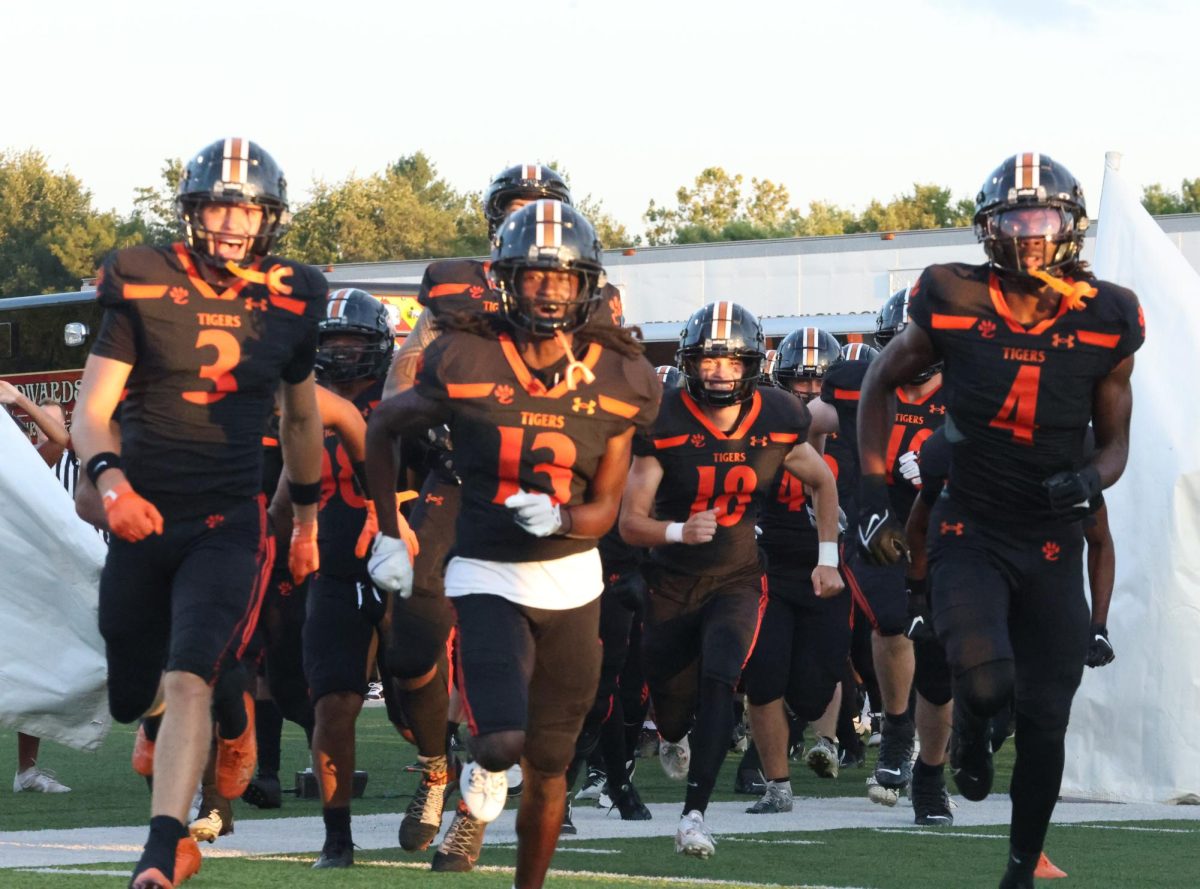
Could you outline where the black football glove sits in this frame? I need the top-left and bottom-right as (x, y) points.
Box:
(1086, 623), (1115, 668)
(1042, 466), (1102, 518)
(905, 575), (936, 643)
(856, 475), (910, 566)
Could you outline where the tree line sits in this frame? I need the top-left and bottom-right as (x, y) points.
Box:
(2, 148), (1199, 297)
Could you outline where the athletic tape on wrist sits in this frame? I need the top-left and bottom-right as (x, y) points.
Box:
(818, 541), (839, 568)
(665, 522), (685, 544)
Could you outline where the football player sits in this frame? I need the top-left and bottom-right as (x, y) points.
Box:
(380, 164), (574, 860)
(856, 153), (1143, 889)
(619, 304), (843, 857)
(742, 327), (849, 814)
(365, 200), (658, 888)
(73, 138), (327, 889)
(809, 288), (947, 804)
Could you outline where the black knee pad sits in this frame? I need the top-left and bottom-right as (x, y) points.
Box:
(108, 679), (159, 725)
(784, 678), (838, 724)
(388, 596), (453, 681)
(914, 638), (953, 707)
(268, 670), (313, 728)
(954, 659), (1014, 719)
(474, 734), (526, 773)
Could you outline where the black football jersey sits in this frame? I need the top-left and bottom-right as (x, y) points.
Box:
(417, 330), (659, 562)
(261, 408), (283, 498)
(634, 387), (811, 577)
(90, 243), (326, 515)
(317, 380), (381, 579)
(598, 523), (643, 582)
(417, 259), (500, 318)
(906, 262), (1143, 525)
(821, 359), (946, 518)
(820, 360), (869, 511)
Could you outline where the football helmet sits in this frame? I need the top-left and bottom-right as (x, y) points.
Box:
(484, 164), (572, 237)
(974, 152), (1088, 276)
(876, 288), (941, 384)
(773, 327), (842, 388)
(316, 288), (395, 383)
(492, 200), (605, 336)
(656, 365), (684, 389)
(758, 349), (780, 386)
(177, 137), (290, 264)
(840, 342), (880, 363)
(676, 301), (766, 407)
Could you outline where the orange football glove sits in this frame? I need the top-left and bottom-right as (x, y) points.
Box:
(355, 494), (420, 561)
(102, 481), (164, 542)
(289, 519), (319, 584)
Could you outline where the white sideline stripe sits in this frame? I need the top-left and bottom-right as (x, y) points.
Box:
(723, 836), (825, 846)
(873, 828), (1009, 840)
(491, 844), (623, 854)
(1061, 824), (1200, 834)
(260, 855), (870, 888)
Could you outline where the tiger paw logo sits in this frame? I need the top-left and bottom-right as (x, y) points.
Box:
(425, 493), (445, 506)
(940, 521), (964, 536)
(169, 286), (189, 305)
(929, 404), (946, 415)
(205, 513), (225, 529)
(1051, 333), (1075, 349)
(277, 580), (294, 597)
(690, 433), (706, 448)
(469, 285), (485, 300)
(978, 320), (997, 339)
(1042, 541), (1061, 562)
(572, 397), (596, 415)
(495, 384), (515, 405)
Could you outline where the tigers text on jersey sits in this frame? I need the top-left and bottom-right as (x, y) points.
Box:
(317, 379), (382, 578)
(906, 262), (1143, 526)
(634, 386), (811, 577)
(417, 329), (659, 563)
(90, 243), (326, 515)
(821, 359), (946, 518)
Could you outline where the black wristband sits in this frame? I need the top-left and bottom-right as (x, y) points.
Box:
(289, 480), (321, 505)
(85, 452), (122, 485)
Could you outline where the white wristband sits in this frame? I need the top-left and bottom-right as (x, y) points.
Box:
(817, 541), (839, 568)
(665, 522), (686, 544)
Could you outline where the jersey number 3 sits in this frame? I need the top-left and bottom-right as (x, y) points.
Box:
(989, 364), (1040, 445)
(183, 330), (240, 405)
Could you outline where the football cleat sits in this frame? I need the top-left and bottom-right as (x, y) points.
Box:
(241, 772), (281, 809)
(610, 782), (652, 820)
(874, 716), (915, 790)
(560, 798), (577, 835)
(431, 801), (486, 872)
(312, 833), (354, 869)
(675, 809), (716, 858)
(804, 736), (840, 779)
(575, 767), (607, 802)
(950, 709), (995, 802)
(866, 774), (900, 807)
(459, 761), (508, 823)
(746, 781), (794, 814)
(13, 767), (70, 793)
(132, 722), (155, 778)
(659, 735), (691, 781)
(130, 836), (202, 889)
(399, 755), (454, 852)
(910, 766), (954, 826)
(215, 692), (257, 800)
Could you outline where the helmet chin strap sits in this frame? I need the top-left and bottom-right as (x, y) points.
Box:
(1027, 268), (1097, 311)
(554, 329), (596, 391)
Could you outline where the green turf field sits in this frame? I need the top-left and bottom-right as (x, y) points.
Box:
(4, 708), (1197, 889)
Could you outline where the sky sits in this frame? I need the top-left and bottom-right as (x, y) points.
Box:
(5, 0), (1196, 236)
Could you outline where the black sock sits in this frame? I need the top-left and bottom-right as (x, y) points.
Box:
(682, 678), (735, 815)
(140, 815), (186, 879)
(399, 664), (451, 758)
(142, 714), (163, 743)
(884, 707), (912, 726)
(323, 805), (351, 838)
(599, 701), (632, 788)
(255, 697), (282, 776)
(914, 757), (943, 778)
(212, 669), (248, 740)
(1008, 714), (1066, 855)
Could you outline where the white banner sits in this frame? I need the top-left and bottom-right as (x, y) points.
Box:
(1062, 153), (1200, 803)
(0, 416), (110, 751)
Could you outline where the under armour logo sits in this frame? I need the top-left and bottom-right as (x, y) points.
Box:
(205, 513), (225, 529)
(495, 384), (515, 405)
(244, 296), (268, 313)
(929, 404), (946, 415)
(1042, 541), (1061, 561)
(572, 397), (596, 414)
(425, 493), (445, 506)
(690, 434), (706, 448)
(940, 521), (964, 536)
(979, 320), (996, 339)
(169, 286), (189, 305)
(749, 435), (769, 447)
(1052, 333), (1075, 349)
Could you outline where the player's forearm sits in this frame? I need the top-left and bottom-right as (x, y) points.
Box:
(619, 509), (675, 548)
(71, 413), (127, 495)
(904, 499), (932, 580)
(365, 405), (404, 538)
(808, 472), (841, 544)
(280, 399), (323, 525)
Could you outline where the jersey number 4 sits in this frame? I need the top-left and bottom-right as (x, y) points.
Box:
(182, 330), (240, 405)
(492, 426), (577, 505)
(989, 365), (1040, 445)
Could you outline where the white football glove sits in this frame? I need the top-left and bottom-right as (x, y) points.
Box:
(368, 533), (414, 598)
(806, 502), (849, 532)
(504, 491), (563, 537)
(898, 450), (922, 488)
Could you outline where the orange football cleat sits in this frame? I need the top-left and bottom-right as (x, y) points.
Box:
(132, 723), (155, 778)
(129, 837), (201, 889)
(215, 692), (257, 799)
(1034, 851), (1068, 879)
